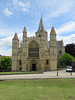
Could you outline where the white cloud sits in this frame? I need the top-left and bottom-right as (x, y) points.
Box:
(0, 36), (12, 47)
(0, 28), (22, 37)
(0, 36), (12, 56)
(3, 8), (13, 16)
(18, 2), (30, 12)
(12, 0), (30, 12)
(56, 21), (75, 34)
(50, 1), (73, 18)
(0, 33), (22, 56)
(57, 34), (75, 46)
(42, 0), (74, 19)
(0, 47), (12, 56)
(18, 1), (25, 7)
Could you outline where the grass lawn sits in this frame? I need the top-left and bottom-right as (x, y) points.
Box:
(0, 71), (42, 75)
(0, 79), (75, 100)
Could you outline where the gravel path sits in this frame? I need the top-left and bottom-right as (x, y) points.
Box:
(0, 70), (75, 80)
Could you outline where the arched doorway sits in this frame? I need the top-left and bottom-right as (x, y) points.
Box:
(30, 60), (37, 71)
(18, 60), (22, 71)
(32, 64), (36, 71)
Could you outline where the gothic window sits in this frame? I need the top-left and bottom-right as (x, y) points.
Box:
(58, 50), (62, 54)
(19, 60), (21, 65)
(28, 41), (39, 57)
(46, 60), (49, 65)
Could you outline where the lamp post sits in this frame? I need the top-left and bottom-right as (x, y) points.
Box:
(57, 63), (59, 76)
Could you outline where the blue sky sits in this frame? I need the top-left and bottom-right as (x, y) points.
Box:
(0, 0), (75, 56)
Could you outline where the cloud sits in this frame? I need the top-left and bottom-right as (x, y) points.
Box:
(56, 21), (75, 34)
(12, 0), (31, 12)
(0, 47), (12, 56)
(0, 27), (22, 37)
(50, 1), (74, 18)
(0, 36), (12, 56)
(3, 8), (13, 16)
(0, 33), (22, 56)
(18, 2), (30, 12)
(57, 34), (75, 46)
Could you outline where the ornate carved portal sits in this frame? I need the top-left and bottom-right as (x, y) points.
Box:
(28, 40), (39, 57)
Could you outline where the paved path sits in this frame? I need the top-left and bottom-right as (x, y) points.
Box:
(0, 70), (75, 80)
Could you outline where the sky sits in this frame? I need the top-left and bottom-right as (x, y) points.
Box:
(0, 0), (75, 56)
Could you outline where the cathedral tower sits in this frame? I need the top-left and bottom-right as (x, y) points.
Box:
(12, 33), (19, 71)
(50, 27), (57, 70)
(35, 16), (47, 41)
(23, 26), (27, 42)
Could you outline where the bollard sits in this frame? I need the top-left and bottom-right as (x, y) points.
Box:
(70, 72), (72, 75)
(57, 71), (58, 76)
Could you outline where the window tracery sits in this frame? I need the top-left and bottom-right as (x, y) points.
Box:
(28, 41), (39, 57)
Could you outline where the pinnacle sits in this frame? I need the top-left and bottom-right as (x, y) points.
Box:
(23, 26), (27, 33)
(13, 32), (19, 40)
(50, 26), (56, 35)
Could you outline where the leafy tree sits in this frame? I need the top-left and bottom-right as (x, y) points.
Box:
(65, 43), (75, 57)
(0, 56), (12, 70)
(58, 53), (75, 66)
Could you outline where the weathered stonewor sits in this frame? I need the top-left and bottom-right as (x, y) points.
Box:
(12, 17), (65, 72)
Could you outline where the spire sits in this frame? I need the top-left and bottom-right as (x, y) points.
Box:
(50, 26), (56, 35)
(23, 26), (27, 33)
(37, 16), (46, 32)
(13, 32), (19, 40)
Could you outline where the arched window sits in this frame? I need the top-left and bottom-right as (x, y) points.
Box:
(28, 41), (39, 57)
(19, 60), (21, 65)
(46, 60), (49, 65)
(39, 35), (41, 37)
(58, 50), (62, 54)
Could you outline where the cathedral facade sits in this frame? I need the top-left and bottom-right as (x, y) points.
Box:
(12, 17), (65, 72)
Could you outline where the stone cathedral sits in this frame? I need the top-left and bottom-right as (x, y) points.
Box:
(12, 17), (65, 72)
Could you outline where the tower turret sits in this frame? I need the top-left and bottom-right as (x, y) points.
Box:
(50, 26), (56, 41)
(23, 26), (27, 42)
(35, 16), (47, 41)
(12, 32), (19, 55)
(12, 32), (19, 71)
(50, 26), (57, 70)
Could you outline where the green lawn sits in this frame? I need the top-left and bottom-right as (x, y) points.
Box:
(0, 71), (42, 75)
(0, 79), (75, 100)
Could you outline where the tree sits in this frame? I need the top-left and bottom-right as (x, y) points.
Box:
(65, 43), (75, 57)
(58, 53), (75, 66)
(0, 56), (12, 70)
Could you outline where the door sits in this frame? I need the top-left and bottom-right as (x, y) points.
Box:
(32, 64), (36, 71)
